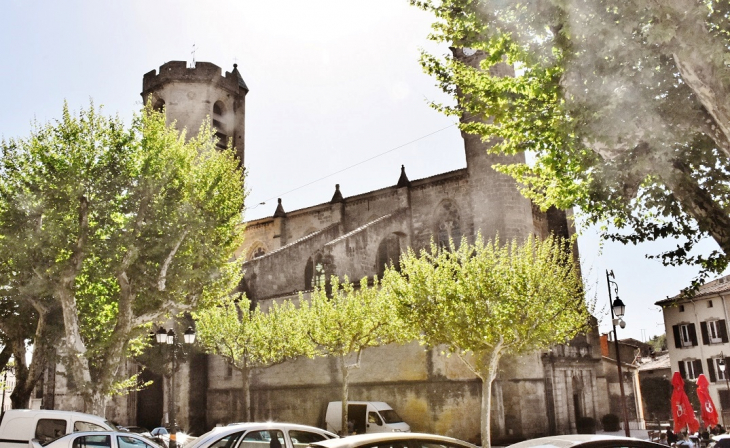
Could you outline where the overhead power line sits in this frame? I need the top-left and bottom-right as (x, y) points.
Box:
(245, 122), (457, 212)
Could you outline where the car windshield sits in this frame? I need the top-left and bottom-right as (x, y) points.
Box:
(379, 410), (403, 424)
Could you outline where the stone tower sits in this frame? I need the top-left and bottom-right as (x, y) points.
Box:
(141, 61), (249, 164)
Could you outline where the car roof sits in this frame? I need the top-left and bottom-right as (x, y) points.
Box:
(507, 435), (661, 448)
(189, 422), (337, 448)
(310, 432), (476, 448)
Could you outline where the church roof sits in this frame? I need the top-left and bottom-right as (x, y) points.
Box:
(232, 63), (249, 91)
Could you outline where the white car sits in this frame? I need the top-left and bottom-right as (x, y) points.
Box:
(32, 431), (165, 448)
(149, 427), (194, 448)
(308, 432), (476, 448)
(188, 423), (337, 448)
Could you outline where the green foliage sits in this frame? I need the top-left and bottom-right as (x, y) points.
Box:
(648, 334), (667, 352)
(640, 376), (672, 421)
(382, 235), (589, 447)
(383, 235), (589, 361)
(304, 276), (414, 358)
(0, 101), (246, 412)
(601, 413), (620, 431)
(415, 0), (730, 285)
(194, 295), (313, 371)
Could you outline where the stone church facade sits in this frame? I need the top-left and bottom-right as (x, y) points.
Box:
(47, 60), (611, 441)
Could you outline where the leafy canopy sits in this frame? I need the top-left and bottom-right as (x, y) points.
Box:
(416, 0), (730, 284)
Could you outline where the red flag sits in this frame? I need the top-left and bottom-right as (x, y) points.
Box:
(696, 374), (719, 428)
(671, 371), (700, 433)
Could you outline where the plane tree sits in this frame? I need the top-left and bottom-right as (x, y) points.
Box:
(381, 235), (590, 448)
(0, 103), (246, 415)
(193, 295), (313, 422)
(303, 277), (415, 435)
(415, 0), (730, 284)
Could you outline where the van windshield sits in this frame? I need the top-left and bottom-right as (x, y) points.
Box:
(379, 410), (403, 424)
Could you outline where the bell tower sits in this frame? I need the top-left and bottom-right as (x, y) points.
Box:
(141, 61), (249, 165)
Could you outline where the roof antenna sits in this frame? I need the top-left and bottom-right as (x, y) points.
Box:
(190, 43), (197, 68)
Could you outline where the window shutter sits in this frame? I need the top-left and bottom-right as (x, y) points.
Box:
(701, 321), (710, 345)
(707, 359), (717, 382)
(719, 320), (729, 343)
(693, 359), (703, 376)
(679, 361), (687, 379)
(673, 325), (682, 348)
(689, 324), (698, 346)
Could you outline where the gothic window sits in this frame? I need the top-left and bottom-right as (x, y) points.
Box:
(305, 254), (327, 290)
(377, 233), (402, 279)
(213, 101), (228, 150)
(252, 247), (266, 259)
(434, 201), (462, 249)
(153, 98), (165, 113)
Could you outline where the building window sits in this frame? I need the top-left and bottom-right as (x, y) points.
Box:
(680, 359), (703, 380)
(673, 323), (698, 348)
(708, 300), (713, 308)
(376, 233), (402, 279)
(701, 319), (728, 345)
(680, 324), (694, 347)
(716, 358), (727, 381)
(213, 101), (228, 150)
(434, 201), (462, 249)
(679, 305), (685, 312)
(305, 254), (327, 290)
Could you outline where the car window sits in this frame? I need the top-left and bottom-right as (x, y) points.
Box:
(368, 413), (382, 425)
(378, 410), (403, 424)
(242, 430), (285, 448)
(36, 419), (67, 444)
(72, 435), (112, 448)
(209, 431), (245, 448)
(289, 430), (328, 448)
(75, 421), (106, 431)
(118, 436), (155, 448)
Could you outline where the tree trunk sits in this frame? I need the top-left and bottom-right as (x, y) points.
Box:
(85, 391), (107, 417)
(479, 347), (503, 448)
(240, 367), (251, 422)
(340, 356), (350, 435)
(10, 338), (32, 409)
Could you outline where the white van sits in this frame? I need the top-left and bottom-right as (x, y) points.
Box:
(325, 401), (410, 435)
(0, 409), (115, 448)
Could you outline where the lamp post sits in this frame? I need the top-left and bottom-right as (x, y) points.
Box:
(606, 270), (631, 437)
(155, 325), (196, 448)
(719, 354), (729, 426)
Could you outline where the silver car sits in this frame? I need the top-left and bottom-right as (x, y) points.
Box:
(187, 423), (337, 448)
(33, 431), (165, 448)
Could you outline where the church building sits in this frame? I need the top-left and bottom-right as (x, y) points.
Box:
(51, 59), (615, 441)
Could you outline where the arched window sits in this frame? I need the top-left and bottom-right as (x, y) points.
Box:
(376, 233), (402, 279)
(153, 98), (165, 113)
(434, 201), (462, 248)
(305, 254), (327, 289)
(212, 101), (228, 150)
(248, 245), (266, 260)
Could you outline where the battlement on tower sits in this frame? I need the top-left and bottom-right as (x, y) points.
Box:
(142, 61), (248, 95)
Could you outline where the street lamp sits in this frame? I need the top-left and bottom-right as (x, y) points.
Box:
(155, 325), (196, 448)
(719, 354), (729, 426)
(607, 270), (631, 437)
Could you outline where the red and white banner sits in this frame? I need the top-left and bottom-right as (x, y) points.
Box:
(696, 374), (719, 428)
(671, 371), (700, 433)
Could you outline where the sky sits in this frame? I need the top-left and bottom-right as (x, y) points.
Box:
(0, 0), (725, 343)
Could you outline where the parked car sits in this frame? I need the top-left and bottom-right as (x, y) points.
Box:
(325, 401), (410, 435)
(150, 427), (193, 448)
(506, 435), (667, 448)
(31, 431), (164, 448)
(308, 432), (475, 448)
(0, 409), (116, 448)
(121, 427), (152, 437)
(188, 422), (337, 448)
